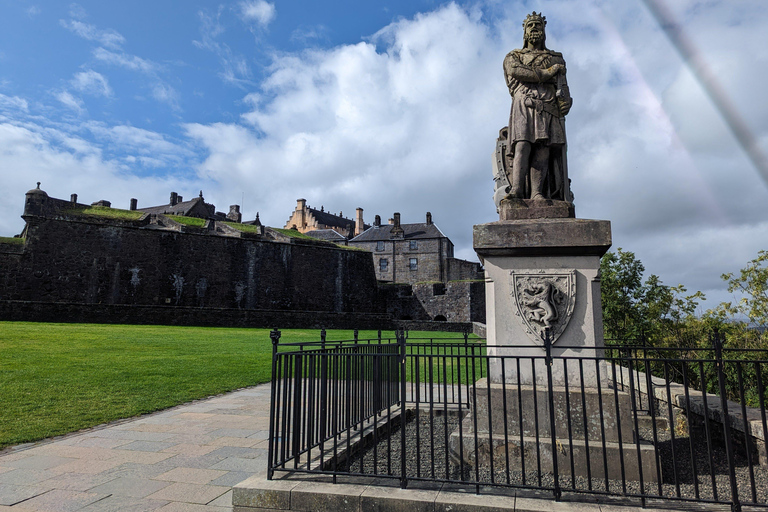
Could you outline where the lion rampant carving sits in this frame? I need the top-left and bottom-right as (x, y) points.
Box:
(511, 270), (575, 345)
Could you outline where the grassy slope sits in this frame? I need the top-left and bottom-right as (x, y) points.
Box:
(63, 205), (144, 221)
(0, 322), (475, 449)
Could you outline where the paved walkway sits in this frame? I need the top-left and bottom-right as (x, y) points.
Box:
(0, 383), (271, 511)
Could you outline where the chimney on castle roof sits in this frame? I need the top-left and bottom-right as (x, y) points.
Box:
(296, 198), (306, 230)
(227, 205), (242, 223)
(130, 198), (138, 211)
(390, 212), (404, 238)
(355, 208), (364, 236)
(70, 194), (78, 204)
(374, 215), (381, 227)
(170, 192), (178, 206)
(426, 212), (432, 225)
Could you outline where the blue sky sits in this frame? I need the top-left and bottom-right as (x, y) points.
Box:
(1, 0), (767, 309)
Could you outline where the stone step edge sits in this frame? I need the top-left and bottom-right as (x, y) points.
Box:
(233, 471), (682, 512)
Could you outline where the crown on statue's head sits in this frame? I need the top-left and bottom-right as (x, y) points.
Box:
(523, 11), (546, 27)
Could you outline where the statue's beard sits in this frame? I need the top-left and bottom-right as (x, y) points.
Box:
(526, 31), (543, 45)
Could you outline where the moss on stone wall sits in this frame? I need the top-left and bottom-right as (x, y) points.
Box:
(270, 228), (316, 240)
(63, 206), (144, 221)
(166, 215), (206, 227)
(0, 237), (24, 245)
(223, 221), (262, 234)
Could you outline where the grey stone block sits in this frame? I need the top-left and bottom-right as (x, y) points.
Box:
(359, 485), (438, 512)
(291, 481), (366, 512)
(473, 218), (611, 257)
(434, 490), (516, 512)
(232, 473), (299, 509)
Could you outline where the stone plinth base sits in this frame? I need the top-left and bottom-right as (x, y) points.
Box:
(473, 218), (611, 387)
(449, 429), (658, 482)
(499, 198), (575, 221)
(472, 380), (633, 442)
(449, 379), (658, 483)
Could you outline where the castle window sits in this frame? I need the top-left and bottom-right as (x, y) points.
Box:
(376, 241), (385, 252)
(409, 240), (418, 250)
(409, 258), (418, 271)
(379, 258), (388, 271)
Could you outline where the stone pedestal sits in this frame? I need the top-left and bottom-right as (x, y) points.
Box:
(460, 217), (658, 482)
(473, 217), (612, 387)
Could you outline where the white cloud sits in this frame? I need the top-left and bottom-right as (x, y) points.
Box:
(71, 70), (112, 97)
(60, 19), (125, 50)
(92, 48), (178, 109)
(85, 123), (193, 166)
(26, 6), (41, 17)
(194, 9), (254, 87)
(183, 1), (768, 305)
(151, 83), (180, 110)
(0, 120), (200, 238)
(92, 48), (156, 74)
(0, 94), (29, 112)
(55, 91), (85, 114)
(239, 0), (276, 27)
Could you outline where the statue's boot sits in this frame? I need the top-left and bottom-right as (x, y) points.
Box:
(530, 167), (547, 201)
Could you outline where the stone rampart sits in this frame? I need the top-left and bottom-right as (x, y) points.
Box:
(0, 213), (382, 325)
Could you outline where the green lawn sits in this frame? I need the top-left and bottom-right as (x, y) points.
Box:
(0, 322), (477, 449)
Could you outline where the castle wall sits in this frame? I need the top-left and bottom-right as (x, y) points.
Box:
(380, 281), (485, 323)
(0, 216), (381, 322)
(446, 257), (484, 281)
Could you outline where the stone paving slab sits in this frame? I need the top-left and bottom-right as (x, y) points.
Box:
(0, 384), (271, 511)
(0, 484), (52, 506)
(9, 489), (109, 511)
(87, 477), (172, 498)
(77, 495), (169, 512)
(145, 482), (229, 504)
(154, 467), (228, 485)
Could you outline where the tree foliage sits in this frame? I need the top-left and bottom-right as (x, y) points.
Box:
(600, 248), (706, 343)
(717, 249), (768, 328)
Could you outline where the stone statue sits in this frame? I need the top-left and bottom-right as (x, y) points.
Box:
(493, 12), (573, 212)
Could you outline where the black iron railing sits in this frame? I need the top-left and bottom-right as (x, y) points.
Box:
(267, 330), (767, 512)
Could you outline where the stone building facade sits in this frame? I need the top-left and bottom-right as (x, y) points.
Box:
(348, 212), (482, 285)
(284, 199), (369, 238)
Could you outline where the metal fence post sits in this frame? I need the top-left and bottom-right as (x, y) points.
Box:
(713, 331), (741, 512)
(398, 328), (408, 489)
(544, 329), (561, 501)
(267, 328), (281, 480)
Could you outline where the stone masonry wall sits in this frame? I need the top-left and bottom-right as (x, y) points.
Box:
(0, 216), (381, 318)
(381, 281), (485, 323)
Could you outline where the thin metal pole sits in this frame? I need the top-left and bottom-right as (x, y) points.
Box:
(714, 331), (741, 512)
(399, 329), (408, 489)
(267, 328), (281, 479)
(544, 330), (561, 501)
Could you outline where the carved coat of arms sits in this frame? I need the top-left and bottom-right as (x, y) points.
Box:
(511, 270), (576, 344)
